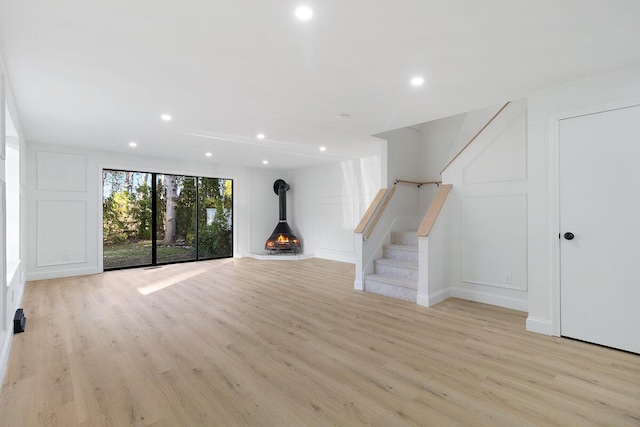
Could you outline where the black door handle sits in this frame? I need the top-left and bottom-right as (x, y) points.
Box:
(564, 232), (575, 240)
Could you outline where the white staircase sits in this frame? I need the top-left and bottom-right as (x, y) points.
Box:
(364, 230), (418, 302)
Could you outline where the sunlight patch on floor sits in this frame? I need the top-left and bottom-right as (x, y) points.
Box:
(137, 268), (207, 295)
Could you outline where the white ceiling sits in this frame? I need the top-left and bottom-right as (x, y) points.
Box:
(1, 1), (640, 169)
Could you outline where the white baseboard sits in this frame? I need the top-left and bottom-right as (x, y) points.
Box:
(314, 250), (355, 264)
(417, 288), (451, 307)
(526, 316), (555, 336)
(353, 280), (364, 291)
(249, 253), (314, 261)
(0, 330), (15, 390)
(451, 288), (528, 312)
(26, 266), (101, 282)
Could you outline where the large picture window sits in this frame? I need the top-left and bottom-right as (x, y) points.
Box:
(102, 170), (232, 270)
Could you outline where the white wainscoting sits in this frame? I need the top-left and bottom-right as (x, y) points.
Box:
(439, 99), (529, 311)
(318, 161), (358, 256)
(318, 202), (355, 254)
(37, 200), (87, 266)
(461, 194), (527, 291)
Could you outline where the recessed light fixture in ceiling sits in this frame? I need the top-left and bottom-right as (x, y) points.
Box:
(257, 133), (266, 140)
(410, 76), (425, 87)
(161, 114), (172, 121)
(336, 113), (351, 120)
(295, 5), (313, 20)
(128, 141), (137, 147)
(262, 160), (269, 165)
(319, 146), (327, 152)
(205, 152), (212, 157)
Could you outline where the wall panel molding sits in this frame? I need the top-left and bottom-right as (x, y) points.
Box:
(461, 194), (528, 291)
(318, 201), (356, 253)
(37, 200), (87, 267)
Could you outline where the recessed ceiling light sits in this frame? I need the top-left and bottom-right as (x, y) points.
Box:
(161, 114), (172, 121)
(205, 152), (212, 157)
(128, 141), (137, 147)
(262, 160), (269, 165)
(410, 76), (425, 87)
(336, 113), (351, 120)
(257, 133), (266, 140)
(295, 6), (313, 20)
(319, 146), (327, 152)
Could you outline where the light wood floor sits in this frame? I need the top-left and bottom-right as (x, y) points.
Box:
(1, 258), (639, 426)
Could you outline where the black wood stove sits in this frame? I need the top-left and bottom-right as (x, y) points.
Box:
(265, 179), (301, 254)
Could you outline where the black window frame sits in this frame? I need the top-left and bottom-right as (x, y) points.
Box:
(102, 168), (233, 271)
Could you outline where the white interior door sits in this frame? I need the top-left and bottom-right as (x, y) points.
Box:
(560, 103), (640, 354)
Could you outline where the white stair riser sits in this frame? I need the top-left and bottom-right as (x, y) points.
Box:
(374, 261), (418, 280)
(390, 231), (418, 246)
(383, 246), (418, 262)
(364, 279), (417, 302)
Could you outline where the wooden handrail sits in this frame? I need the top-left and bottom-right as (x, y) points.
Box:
(364, 186), (397, 241)
(417, 184), (452, 237)
(354, 188), (387, 234)
(395, 179), (441, 187)
(439, 102), (510, 175)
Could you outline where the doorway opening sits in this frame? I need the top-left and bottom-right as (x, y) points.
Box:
(102, 169), (233, 270)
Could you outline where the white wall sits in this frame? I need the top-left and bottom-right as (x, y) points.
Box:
(417, 103), (502, 212)
(287, 166), (319, 257)
(289, 155), (382, 263)
(376, 127), (420, 187)
(419, 100), (528, 311)
(526, 63), (640, 335)
(247, 168), (287, 255)
(25, 142), (282, 280)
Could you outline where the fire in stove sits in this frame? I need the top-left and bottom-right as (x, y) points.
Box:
(265, 179), (302, 254)
(266, 233), (300, 248)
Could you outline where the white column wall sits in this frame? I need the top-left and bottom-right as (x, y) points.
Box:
(0, 71), (6, 385)
(0, 63), (27, 386)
